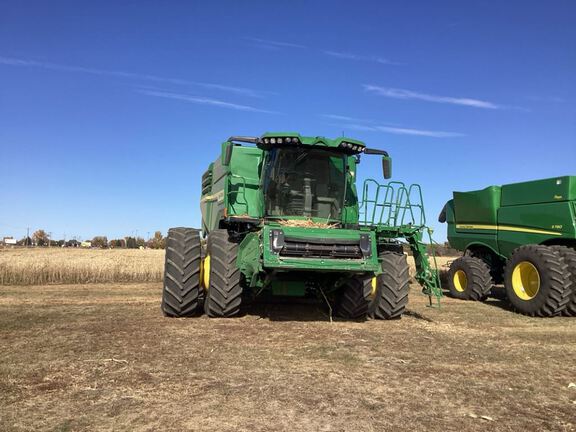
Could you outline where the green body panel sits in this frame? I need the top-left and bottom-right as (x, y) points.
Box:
(227, 146), (263, 218)
(445, 176), (576, 260)
(497, 201), (574, 257)
(445, 200), (499, 256)
(261, 225), (380, 273)
(199, 132), (442, 304)
(501, 176), (576, 206)
(236, 232), (262, 286)
(342, 156), (360, 225)
(453, 186), (501, 225)
(201, 144), (263, 233)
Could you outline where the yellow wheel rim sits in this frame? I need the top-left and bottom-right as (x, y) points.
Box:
(512, 261), (540, 300)
(370, 276), (378, 298)
(453, 270), (468, 292)
(201, 255), (210, 290)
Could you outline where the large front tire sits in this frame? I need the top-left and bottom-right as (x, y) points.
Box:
(369, 251), (410, 320)
(161, 228), (203, 317)
(204, 229), (243, 318)
(504, 245), (571, 317)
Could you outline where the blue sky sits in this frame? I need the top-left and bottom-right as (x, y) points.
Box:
(1, 1), (575, 242)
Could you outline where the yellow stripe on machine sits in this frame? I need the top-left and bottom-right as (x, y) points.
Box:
(201, 190), (224, 203)
(456, 224), (562, 236)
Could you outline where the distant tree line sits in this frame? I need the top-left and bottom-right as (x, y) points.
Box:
(6, 229), (167, 249)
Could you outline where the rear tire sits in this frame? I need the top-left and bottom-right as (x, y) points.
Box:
(336, 277), (371, 319)
(369, 252), (410, 320)
(504, 245), (571, 317)
(550, 245), (576, 317)
(161, 228), (203, 317)
(447, 256), (493, 300)
(204, 229), (243, 318)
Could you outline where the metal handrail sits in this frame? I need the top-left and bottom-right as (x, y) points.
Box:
(359, 179), (426, 228)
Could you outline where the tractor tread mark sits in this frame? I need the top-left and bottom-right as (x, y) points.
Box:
(369, 251), (410, 320)
(448, 256), (493, 301)
(204, 229), (243, 318)
(161, 228), (202, 317)
(504, 245), (571, 317)
(549, 245), (576, 317)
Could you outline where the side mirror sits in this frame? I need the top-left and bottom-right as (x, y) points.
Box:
(222, 142), (233, 166)
(382, 156), (392, 179)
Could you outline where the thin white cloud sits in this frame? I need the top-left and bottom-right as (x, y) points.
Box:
(375, 125), (464, 137)
(324, 51), (400, 65)
(364, 85), (503, 109)
(243, 37), (307, 49)
(0, 55), (269, 98)
(322, 114), (374, 123)
(324, 114), (464, 138)
(341, 123), (464, 138)
(137, 89), (278, 114)
(346, 123), (463, 138)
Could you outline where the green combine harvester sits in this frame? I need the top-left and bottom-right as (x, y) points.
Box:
(162, 132), (442, 319)
(440, 176), (576, 317)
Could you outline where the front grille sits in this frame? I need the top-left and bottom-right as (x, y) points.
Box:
(269, 230), (371, 260)
(281, 239), (363, 259)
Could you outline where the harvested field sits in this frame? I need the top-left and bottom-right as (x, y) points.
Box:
(0, 248), (164, 285)
(1, 282), (575, 431)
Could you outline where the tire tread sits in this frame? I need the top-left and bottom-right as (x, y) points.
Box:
(161, 227), (202, 317)
(204, 229), (243, 318)
(369, 252), (410, 320)
(448, 256), (493, 301)
(504, 245), (571, 317)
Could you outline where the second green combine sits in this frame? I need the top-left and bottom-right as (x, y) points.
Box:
(162, 133), (441, 319)
(440, 176), (576, 317)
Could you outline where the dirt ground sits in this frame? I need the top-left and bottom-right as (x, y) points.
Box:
(1, 283), (575, 432)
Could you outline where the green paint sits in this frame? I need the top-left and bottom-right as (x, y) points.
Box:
(270, 280), (306, 297)
(443, 176), (576, 260)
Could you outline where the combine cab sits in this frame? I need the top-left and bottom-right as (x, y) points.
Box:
(162, 133), (441, 319)
(440, 176), (576, 316)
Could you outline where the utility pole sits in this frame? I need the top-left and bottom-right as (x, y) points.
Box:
(26, 227), (30, 247)
(48, 232), (52, 247)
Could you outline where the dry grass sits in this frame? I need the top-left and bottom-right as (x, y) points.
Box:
(1, 282), (575, 431)
(0, 248), (454, 287)
(0, 248), (164, 285)
(408, 255), (454, 273)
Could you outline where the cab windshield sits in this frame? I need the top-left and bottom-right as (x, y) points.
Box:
(262, 147), (346, 220)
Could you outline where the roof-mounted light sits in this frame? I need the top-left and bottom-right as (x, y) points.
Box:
(339, 141), (365, 153)
(260, 135), (301, 147)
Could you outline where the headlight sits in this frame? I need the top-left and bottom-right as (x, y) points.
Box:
(261, 136), (301, 145)
(339, 141), (365, 153)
